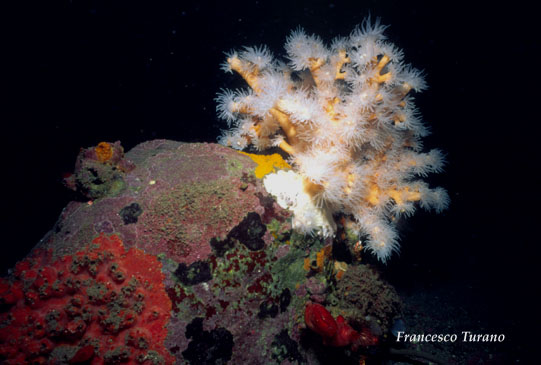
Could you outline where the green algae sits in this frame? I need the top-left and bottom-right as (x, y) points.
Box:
(143, 179), (237, 254)
(225, 157), (246, 178)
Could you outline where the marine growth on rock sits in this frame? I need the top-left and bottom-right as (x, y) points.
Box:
(0, 234), (174, 364)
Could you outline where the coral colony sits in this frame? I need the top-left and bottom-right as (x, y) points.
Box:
(217, 18), (449, 262)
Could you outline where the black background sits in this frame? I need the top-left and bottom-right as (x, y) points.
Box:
(5, 0), (538, 359)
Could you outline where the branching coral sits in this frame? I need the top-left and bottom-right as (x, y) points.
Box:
(216, 18), (449, 262)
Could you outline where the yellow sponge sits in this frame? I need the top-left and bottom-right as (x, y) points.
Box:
(239, 152), (290, 179)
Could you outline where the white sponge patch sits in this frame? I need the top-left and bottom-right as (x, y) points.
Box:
(263, 170), (336, 237)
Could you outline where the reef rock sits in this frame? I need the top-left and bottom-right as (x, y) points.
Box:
(1, 140), (389, 364)
(42, 140), (289, 264)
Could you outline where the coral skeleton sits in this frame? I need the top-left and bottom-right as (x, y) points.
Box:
(216, 18), (449, 262)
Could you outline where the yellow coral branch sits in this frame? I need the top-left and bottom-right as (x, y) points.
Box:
(335, 50), (350, 80)
(308, 57), (326, 88)
(324, 97), (342, 121)
(278, 140), (296, 155)
(375, 55), (390, 74)
(269, 108), (298, 146)
(387, 187), (421, 205)
(228, 56), (262, 93)
(303, 178), (324, 197)
(366, 183), (421, 206)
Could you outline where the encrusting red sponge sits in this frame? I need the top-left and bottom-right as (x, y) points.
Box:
(0, 233), (174, 364)
(305, 302), (378, 351)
